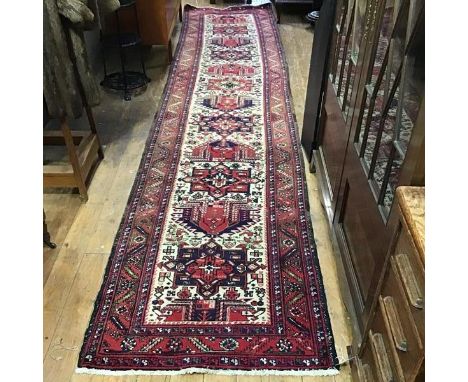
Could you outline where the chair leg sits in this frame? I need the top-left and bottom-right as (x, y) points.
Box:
(60, 115), (88, 202)
(309, 156), (317, 173)
(85, 105), (104, 159)
(167, 39), (173, 63)
(274, 2), (281, 23)
(43, 210), (57, 249)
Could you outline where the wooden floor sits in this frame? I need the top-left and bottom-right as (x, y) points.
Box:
(43, 1), (352, 381)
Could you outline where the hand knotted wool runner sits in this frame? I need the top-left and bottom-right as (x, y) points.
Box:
(77, 4), (338, 376)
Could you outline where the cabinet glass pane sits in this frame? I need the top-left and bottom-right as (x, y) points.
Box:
(330, 0), (366, 121)
(330, 0), (353, 85)
(357, 0), (408, 154)
(394, 14), (424, 155)
(364, 83), (399, 175)
(354, 0), (424, 217)
(384, 9), (424, 211)
(335, 0), (347, 33)
(370, 1), (401, 87)
(351, 0), (368, 59)
(382, 148), (403, 211)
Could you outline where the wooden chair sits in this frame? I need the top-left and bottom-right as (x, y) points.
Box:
(43, 105), (104, 202)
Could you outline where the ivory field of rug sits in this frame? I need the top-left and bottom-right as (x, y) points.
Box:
(77, 4), (338, 376)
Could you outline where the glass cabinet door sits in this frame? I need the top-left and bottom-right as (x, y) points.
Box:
(329, 0), (369, 123)
(353, 0), (424, 218)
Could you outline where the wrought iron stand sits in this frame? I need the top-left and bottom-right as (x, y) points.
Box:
(101, 0), (150, 101)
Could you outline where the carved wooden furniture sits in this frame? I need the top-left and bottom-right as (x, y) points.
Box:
(44, 8), (105, 202)
(104, 0), (182, 62)
(301, 0), (425, 351)
(350, 186), (424, 381)
(43, 107), (104, 202)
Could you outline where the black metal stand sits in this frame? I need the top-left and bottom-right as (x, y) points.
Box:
(101, 0), (150, 101)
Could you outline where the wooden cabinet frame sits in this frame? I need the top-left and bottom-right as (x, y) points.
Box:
(302, 0), (425, 352)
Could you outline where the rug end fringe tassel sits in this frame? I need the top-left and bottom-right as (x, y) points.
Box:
(75, 367), (339, 377)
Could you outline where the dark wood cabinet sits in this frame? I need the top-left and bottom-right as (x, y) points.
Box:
(104, 0), (182, 60)
(350, 187), (425, 381)
(302, 0), (338, 159)
(273, 0), (317, 23)
(301, 0), (425, 350)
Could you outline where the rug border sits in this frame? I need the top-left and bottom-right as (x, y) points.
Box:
(257, 1), (341, 372)
(76, 3), (340, 376)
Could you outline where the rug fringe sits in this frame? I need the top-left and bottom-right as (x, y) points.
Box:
(184, 0), (274, 12)
(75, 367), (339, 376)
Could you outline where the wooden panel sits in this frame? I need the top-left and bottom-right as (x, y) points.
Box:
(44, 133), (100, 190)
(137, 1), (167, 45)
(395, 220), (425, 299)
(104, 0), (181, 46)
(370, 304), (403, 381)
(392, 229), (425, 341)
(396, 188), (425, 262)
(339, 180), (375, 305)
(43, 131), (88, 146)
(381, 260), (423, 381)
(334, 146), (393, 333)
(360, 345), (379, 381)
(166, 0), (179, 37)
(351, 349), (378, 382)
(301, 0), (337, 157)
(43, 171), (76, 188)
(370, 331), (397, 381)
(78, 135), (99, 180)
(321, 81), (352, 201)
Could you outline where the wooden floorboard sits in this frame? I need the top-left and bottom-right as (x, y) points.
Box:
(43, 194), (82, 285)
(43, 1), (352, 381)
(44, 253), (109, 382)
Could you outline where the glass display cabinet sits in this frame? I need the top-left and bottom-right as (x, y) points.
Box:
(302, 0), (424, 348)
(354, 0), (424, 216)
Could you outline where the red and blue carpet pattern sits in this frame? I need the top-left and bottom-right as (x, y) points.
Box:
(78, 4), (338, 375)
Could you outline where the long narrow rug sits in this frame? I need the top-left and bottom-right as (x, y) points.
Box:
(77, 4), (338, 376)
